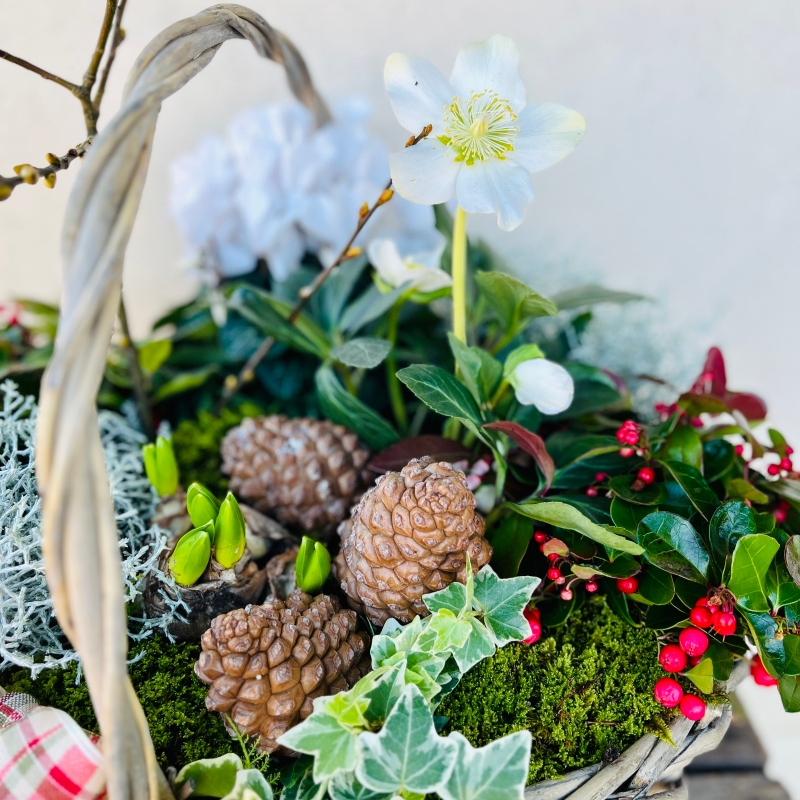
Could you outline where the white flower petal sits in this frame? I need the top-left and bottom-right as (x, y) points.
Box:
(512, 359), (574, 415)
(509, 103), (586, 173)
(450, 34), (526, 111)
(455, 159), (534, 231)
(389, 139), (460, 205)
(385, 53), (452, 134)
(368, 239), (409, 288)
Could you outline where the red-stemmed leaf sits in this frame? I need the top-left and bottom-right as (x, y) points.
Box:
(367, 436), (473, 474)
(702, 347), (728, 396)
(483, 420), (556, 490)
(725, 391), (767, 422)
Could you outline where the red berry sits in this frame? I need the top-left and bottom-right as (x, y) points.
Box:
(734, 444), (745, 456)
(781, 458), (793, 471)
(585, 581), (598, 593)
(523, 606), (541, 645)
(654, 677), (684, 708)
(560, 588), (574, 601)
(616, 428), (630, 444)
(679, 627), (709, 656)
(547, 552), (559, 561)
(534, 531), (547, 543)
(774, 508), (787, 523)
(768, 464), (781, 476)
(787, 446), (795, 456)
(689, 607), (713, 628)
(687, 654), (702, 667)
(586, 487), (598, 497)
(616, 576), (639, 594)
(555, 576), (566, 585)
(690, 417), (703, 428)
(694, 596), (709, 608)
(619, 447), (635, 458)
(595, 473), (607, 482)
(751, 655), (778, 687)
(637, 467), (655, 485)
(624, 431), (640, 445)
(659, 644), (688, 673)
(713, 613), (736, 636)
(680, 694), (706, 721)
(547, 567), (561, 581)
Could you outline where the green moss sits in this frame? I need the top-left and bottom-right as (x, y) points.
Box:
(172, 408), (249, 497)
(1, 637), (235, 770)
(438, 595), (668, 785)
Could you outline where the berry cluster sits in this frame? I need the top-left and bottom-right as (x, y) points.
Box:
(615, 420), (642, 458)
(691, 595), (736, 636)
(653, 626), (710, 721)
(534, 531), (597, 600)
(766, 449), (795, 478)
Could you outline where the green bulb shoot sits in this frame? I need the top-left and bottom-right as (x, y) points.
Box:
(295, 536), (332, 594)
(143, 436), (179, 497)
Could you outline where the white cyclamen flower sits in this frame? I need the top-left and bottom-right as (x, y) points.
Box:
(509, 359), (574, 415)
(385, 35), (586, 231)
(367, 235), (450, 293)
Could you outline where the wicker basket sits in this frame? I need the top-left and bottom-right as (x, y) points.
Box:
(35, 6), (741, 799)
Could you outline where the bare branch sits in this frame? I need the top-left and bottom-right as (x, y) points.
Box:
(0, 49), (80, 94)
(0, 140), (91, 200)
(94, 0), (128, 115)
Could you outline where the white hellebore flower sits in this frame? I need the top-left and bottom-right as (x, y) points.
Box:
(367, 235), (451, 294)
(509, 359), (574, 415)
(385, 35), (586, 231)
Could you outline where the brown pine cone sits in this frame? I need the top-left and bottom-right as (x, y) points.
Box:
(195, 590), (370, 752)
(332, 457), (492, 626)
(221, 416), (370, 537)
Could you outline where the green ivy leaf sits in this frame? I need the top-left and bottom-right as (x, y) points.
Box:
(474, 272), (557, 337)
(709, 501), (756, 583)
(225, 770), (274, 800)
(424, 581), (470, 617)
(438, 730), (531, 800)
(658, 460), (719, 520)
(331, 338), (392, 369)
(360, 665), (409, 728)
(636, 512), (710, 584)
(175, 754), (241, 798)
(397, 365), (483, 425)
(779, 675), (800, 712)
(685, 656), (715, 694)
(329, 771), (393, 800)
(510, 500), (644, 556)
(356, 685), (457, 796)
(427, 610), (473, 652)
(729, 534), (780, 612)
(278, 707), (360, 782)
(446, 617), (496, 674)
(473, 567), (540, 647)
(371, 617), (425, 669)
(315, 367), (399, 451)
(608, 475), (666, 506)
(661, 426), (703, 472)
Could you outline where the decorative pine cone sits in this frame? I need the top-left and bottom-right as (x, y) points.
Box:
(221, 416), (370, 536)
(195, 590), (370, 752)
(332, 457), (492, 626)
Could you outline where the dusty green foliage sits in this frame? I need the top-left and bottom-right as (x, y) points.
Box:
(172, 407), (249, 497)
(1, 636), (236, 770)
(438, 596), (668, 785)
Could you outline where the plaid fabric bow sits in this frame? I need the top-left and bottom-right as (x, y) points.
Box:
(0, 693), (106, 800)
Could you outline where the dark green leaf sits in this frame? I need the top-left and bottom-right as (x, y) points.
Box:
(548, 494), (612, 524)
(786, 536), (800, 587)
(340, 282), (412, 334)
(571, 555), (639, 580)
(729, 534), (780, 612)
(636, 564), (675, 605)
(609, 475), (667, 506)
(767, 560), (800, 613)
(702, 641), (734, 682)
(474, 272), (557, 334)
(447, 333), (501, 405)
(485, 515), (533, 579)
(726, 478), (769, 505)
(637, 512), (710, 583)
(606, 587), (637, 626)
(659, 460), (719, 520)
(645, 602), (686, 630)
(784, 635), (800, 676)
(703, 439), (736, 483)
(661, 426), (703, 472)
(152, 365), (218, 402)
(397, 365), (482, 425)
(658, 481), (697, 519)
(778, 675), (800, 712)
(320, 255), (369, 328)
(742, 610), (785, 678)
(673, 576), (706, 609)
(315, 367), (399, 451)
(545, 431), (620, 467)
(610, 498), (650, 532)
(331, 338), (392, 368)
(552, 448), (630, 490)
(538, 590), (584, 628)
(709, 500), (756, 581)
(549, 284), (646, 310)
(755, 513), (777, 534)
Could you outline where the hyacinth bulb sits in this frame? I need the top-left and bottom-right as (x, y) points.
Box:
(214, 493), (247, 569)
(186, 482), (221, 530)
(295, 536), (332, 594)
(169, 522), (213, 586)
(143, 436), (179, 497)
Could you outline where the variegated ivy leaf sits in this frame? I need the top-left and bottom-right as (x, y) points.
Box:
(224, 770), (274, 800)
(356, 685), (457, 796)
(438, 731), (532, 800)
(277, 708), (359, 782)
(279, 765), (327, 800)
(175, 753), (242, 798)
(404, 651), (448, 701)
(473, 567), (540, 646)
(371, 616), (425, 669)
(448, 617), (496, 674)
(424, 554), (476, 616)
(324, 692), (371, 730)
(360, 664), (408, 728)
(427, 609), (473, 651)
(328, 771), (394, 800)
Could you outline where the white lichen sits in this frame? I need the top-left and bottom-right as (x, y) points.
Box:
(0, 381), (186, 676)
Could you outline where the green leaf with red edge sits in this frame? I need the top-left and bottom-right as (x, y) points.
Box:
(484, 421), (555, 490)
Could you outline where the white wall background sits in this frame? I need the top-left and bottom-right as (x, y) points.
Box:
(2, 1), (800, 790)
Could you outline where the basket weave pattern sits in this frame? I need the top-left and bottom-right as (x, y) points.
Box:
(35, 6), (738, 799)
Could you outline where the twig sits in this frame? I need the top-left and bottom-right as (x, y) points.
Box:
(0, 0), (126, 200)
(215, 124), (433, 413)
(118, 296), (155, 440)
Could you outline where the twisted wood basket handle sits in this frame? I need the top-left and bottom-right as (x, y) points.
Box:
(35, 7), (328, 799)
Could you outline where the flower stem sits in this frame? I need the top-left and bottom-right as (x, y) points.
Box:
(452, 205), (468, 344)
(386, 299), (408, 433)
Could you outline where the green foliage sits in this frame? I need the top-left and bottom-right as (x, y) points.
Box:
(143, 436), (180, 496)
(438, 596), (668, 785)
(295, 537), (332, 594)
(172, 408), (247, 497)
(1, 637), (236, 770)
